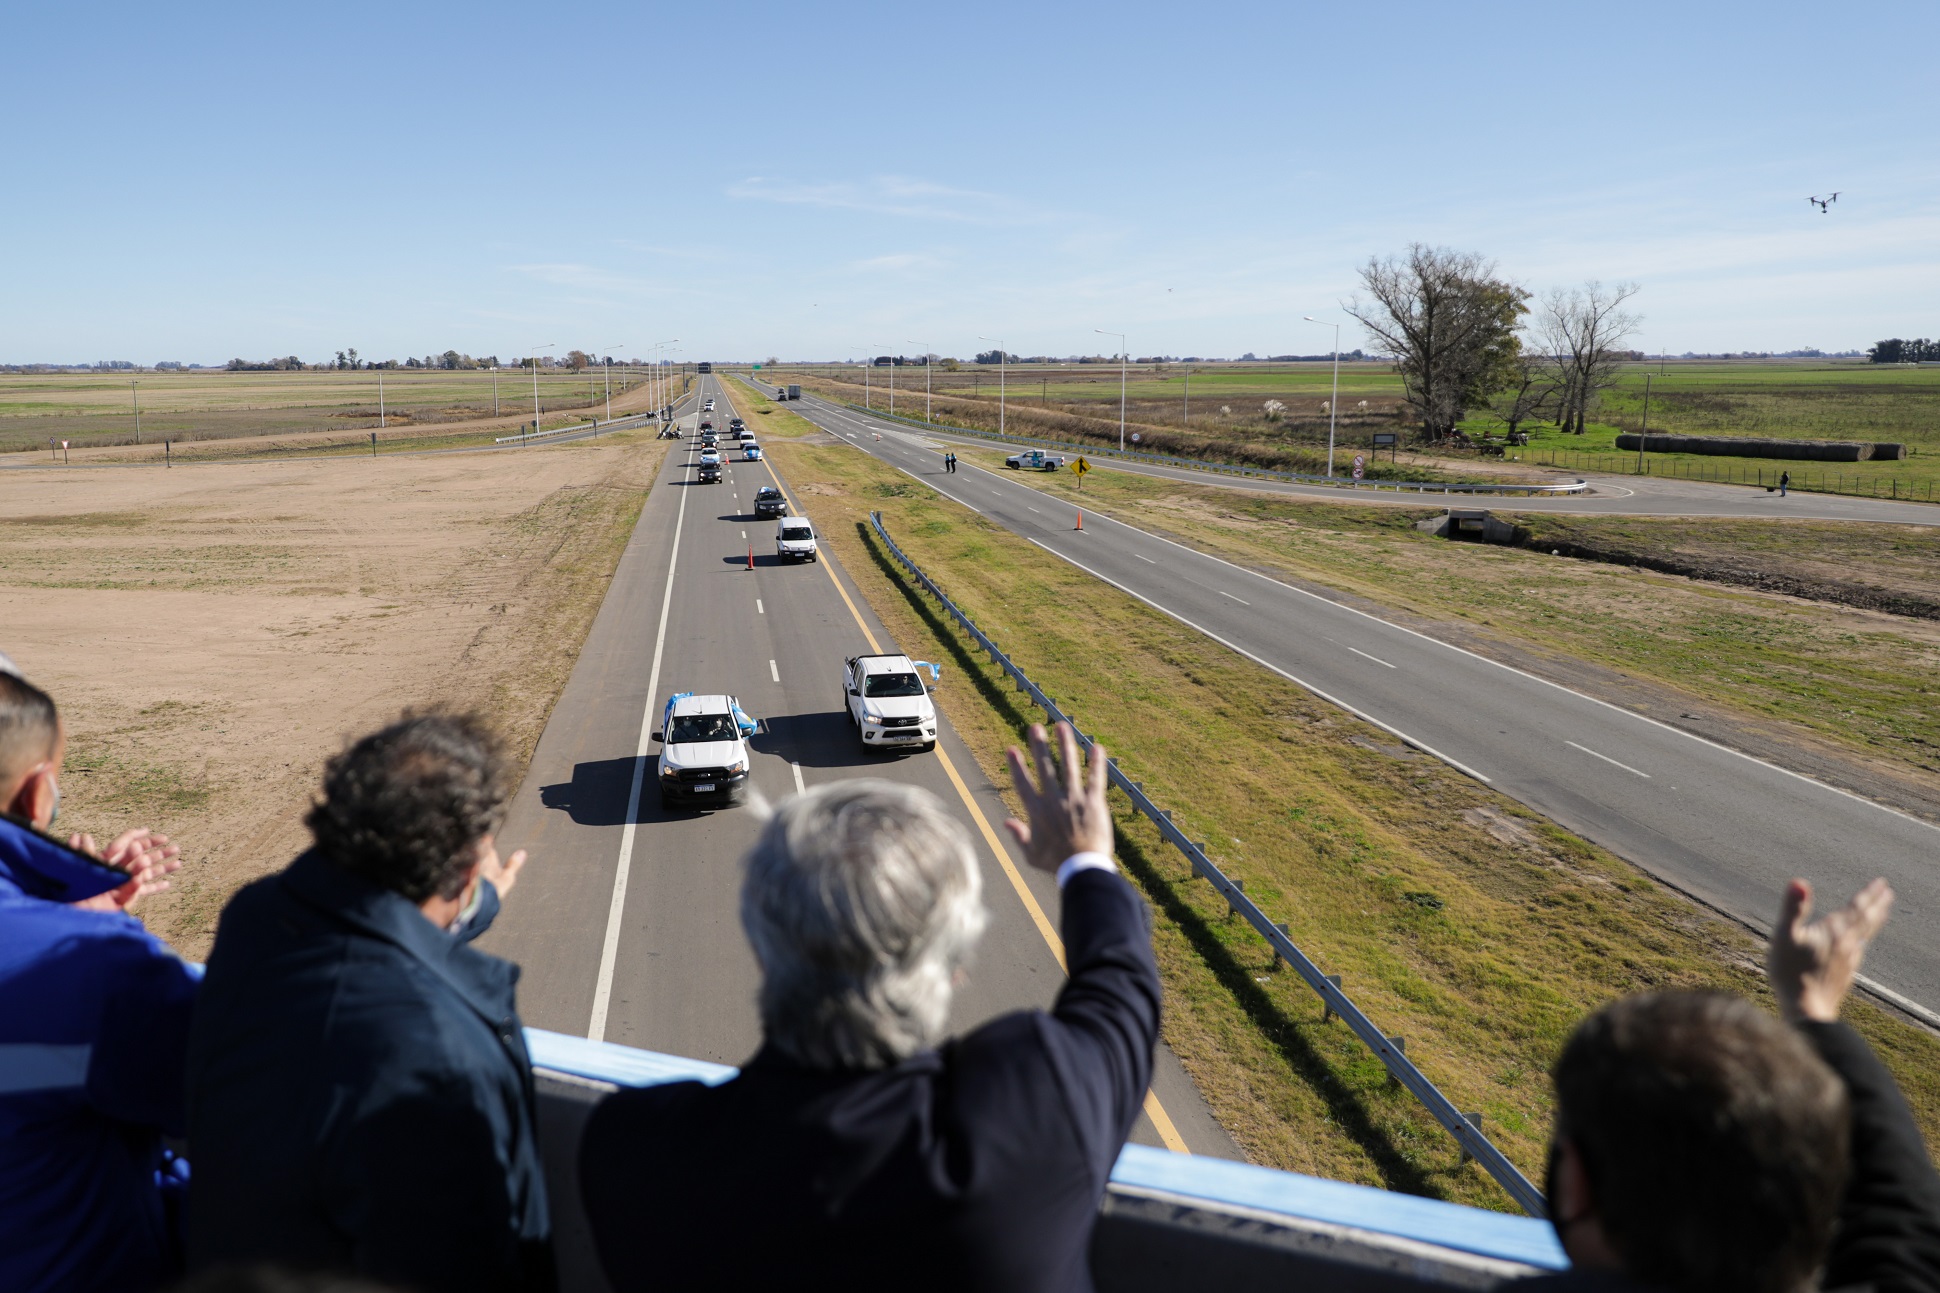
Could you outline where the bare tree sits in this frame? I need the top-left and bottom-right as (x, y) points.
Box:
(1489, 352), (1561, 439)
(1348, 245), (1528, 441)
(1537, 281), (1641, 435)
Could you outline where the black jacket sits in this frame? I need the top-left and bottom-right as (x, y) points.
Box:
(579, 867), (1161, 1293)
(186, 851), (551, 1292)
(1519, 1019), (1940, 1292)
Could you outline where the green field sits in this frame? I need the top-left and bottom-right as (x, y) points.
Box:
(0, 368), (688, 454)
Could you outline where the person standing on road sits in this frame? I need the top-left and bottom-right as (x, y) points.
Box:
(1780, 470), (1790, 497)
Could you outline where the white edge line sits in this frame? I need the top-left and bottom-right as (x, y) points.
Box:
(587, 456), (689, 1041)
(1565, 740), (1651, 779)
(979, 469), (1940, 839)
(1021, 538), (1493, 784)
(1216, 590), (1251, 605)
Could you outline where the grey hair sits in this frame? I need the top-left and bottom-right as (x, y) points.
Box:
(742, 779), (987, 1070)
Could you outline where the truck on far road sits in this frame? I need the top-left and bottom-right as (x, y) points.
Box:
(1004, 449), (1066, 471)
(786, 384), (801, 400)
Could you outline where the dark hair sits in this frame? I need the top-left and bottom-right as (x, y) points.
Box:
(305, 712), (508, 904)
(0, 670), (60, 788)
(169, 1264), (406, 1293)
(1553, 991), (1849, 1293)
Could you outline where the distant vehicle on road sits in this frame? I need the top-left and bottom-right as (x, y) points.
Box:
(729, 417), (746, 433)
(697, 451), (721, 482)
(655, 691), (753, 809)
(699, 419), (713, 432)
(776, 517), (818, 562)
(743, 442), (763, 461)
(697, 362), (712, 374)
(703, 399), (715, 411)
(842, 654), (940, 752)
(754, 486), (788, 518)
(1004, 449), (1066, 471)
(786, 384), (801, 400)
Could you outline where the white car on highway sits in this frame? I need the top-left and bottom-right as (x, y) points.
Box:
(656, 692), (756, 809)
(743, 441), (762, 461)
(843, 654), (940, 752)
(776, 517), (817, 562)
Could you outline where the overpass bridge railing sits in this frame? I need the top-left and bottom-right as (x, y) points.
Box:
(866, 510), (1548, 1217)
(525, 1028), (1566, 1293)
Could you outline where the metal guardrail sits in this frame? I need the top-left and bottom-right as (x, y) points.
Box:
(493, 409), (663, 445)
(819, 397), (1587, 496)
(866, 509), (1548, 1217)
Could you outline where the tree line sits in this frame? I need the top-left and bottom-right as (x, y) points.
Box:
(1348, 244), (1643, 442)
(1868, 338), (1938, 364)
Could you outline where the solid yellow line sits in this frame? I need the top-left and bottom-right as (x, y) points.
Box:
(742, 391), (1189, 1154)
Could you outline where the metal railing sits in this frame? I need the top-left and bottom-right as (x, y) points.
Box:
(867, 510), (1548, 1217)
(821, 397), (1587, 496)
(492, 410), (662, 445)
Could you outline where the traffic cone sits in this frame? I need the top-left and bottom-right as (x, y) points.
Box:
(747, 544), (754, 570)
(1074, 510), (1083, 531)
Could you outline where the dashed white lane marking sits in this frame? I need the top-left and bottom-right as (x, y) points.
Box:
(1217, 590), (1251, 605)
(1027, 506), (1041, 513)
(756, 598), (764, 614)
(1567, 740), (1651, 779)
(1136, 554), (1158, 564)
(741, 530), (746, 539)
(769, 659), (780, 683)
(792, 761), (806, 795)
(1348, 646), (1397, 669)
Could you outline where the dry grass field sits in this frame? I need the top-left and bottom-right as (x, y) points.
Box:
(0, 430), (666, 958)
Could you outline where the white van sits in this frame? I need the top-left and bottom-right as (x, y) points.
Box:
(776, 517), (818, 563)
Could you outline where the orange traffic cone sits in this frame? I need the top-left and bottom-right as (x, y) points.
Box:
(1074, 510), (1084, 531)
(747, 544), (754, 570)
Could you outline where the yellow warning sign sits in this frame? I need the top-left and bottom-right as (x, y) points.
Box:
(1071, 457), (1091, 477)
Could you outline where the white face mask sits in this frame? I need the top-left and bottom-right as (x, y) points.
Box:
(45, 773), (59, 827)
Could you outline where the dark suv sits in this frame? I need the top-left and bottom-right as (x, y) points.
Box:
(753, 486), (788, 518)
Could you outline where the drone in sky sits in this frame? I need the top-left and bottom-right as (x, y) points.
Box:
(1808, 192), (1840, 213)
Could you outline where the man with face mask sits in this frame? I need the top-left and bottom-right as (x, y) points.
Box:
(0, 653), (199, 1293)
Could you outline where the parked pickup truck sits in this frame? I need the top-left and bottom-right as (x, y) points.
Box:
(842, 654), (941, 753)
(1004, 449), (1066, 471)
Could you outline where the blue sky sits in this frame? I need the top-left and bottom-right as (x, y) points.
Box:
(4, 0), (1935, 364)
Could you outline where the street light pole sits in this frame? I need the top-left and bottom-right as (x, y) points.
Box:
(1304, 316), (1341, 477)
(1096, 329), (1126, 450)
(652, 340), (679, 421)
(910, 343), (932, 422)
(1637, 372), (1654, 472)
(131, 380), (141, 445)
(979, 336), (1006, 435)
(530, 343), (554, 437)
(597, 342), (626, 422)
(378, 369), (386, 429)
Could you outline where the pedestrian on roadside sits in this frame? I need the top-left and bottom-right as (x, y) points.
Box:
(1780, 470), (1790, 497)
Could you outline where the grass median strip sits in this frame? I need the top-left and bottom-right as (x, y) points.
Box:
(769, 435), (1940, 1212)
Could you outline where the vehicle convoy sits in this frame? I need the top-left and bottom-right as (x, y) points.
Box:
(655, 692), (755, 808)
(776, 517), (817, 562)
(842, 654), (940, 752)
(1004, 449), (1066, 471)
(697, 451), (721, 483)
(743, 442), (762, 461)
(754, 486), (788, 518)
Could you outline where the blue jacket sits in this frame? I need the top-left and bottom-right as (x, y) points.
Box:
(0, 812), (201, 1293)
(185, 850), (552, 1292)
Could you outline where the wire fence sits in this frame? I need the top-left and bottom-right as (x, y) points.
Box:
(1529, 449), (1936, 503)
(865, 509), (1548, 1217)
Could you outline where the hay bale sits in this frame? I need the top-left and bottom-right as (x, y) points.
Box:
(1872, 443), (1908, 460)
(1613, 433), (1871, 462)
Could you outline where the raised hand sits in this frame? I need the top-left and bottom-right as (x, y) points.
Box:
(1003, 723), (1114, 874)
(1769, 877), (1894, 1024)
(67, 828), (183, 914)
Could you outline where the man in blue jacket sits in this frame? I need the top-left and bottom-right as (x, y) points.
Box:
(187, 711), (550, 1293)
(0, 659), (199, 1293)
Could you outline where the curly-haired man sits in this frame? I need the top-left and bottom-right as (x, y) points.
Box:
(186, 714), (548, 1293)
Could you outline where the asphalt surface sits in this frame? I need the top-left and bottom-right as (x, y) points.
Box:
(481, 376), (1238, 1158)
(783, 393), (1940, 1024)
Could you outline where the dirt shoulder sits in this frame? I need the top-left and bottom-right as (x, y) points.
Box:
(0, 432), (665, 958)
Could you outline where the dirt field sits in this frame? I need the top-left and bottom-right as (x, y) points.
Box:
(0, 433), (665, 958)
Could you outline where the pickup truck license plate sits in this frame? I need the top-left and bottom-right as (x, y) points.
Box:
(693, 783), (715, 793)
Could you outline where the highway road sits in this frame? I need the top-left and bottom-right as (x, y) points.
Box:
(779, 391), (1940, 1024)
(482, 375), (1238, 1158)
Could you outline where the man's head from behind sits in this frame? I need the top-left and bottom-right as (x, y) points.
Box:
(0, 664), (63, 828)
(305, 712), (508, 905)
(742, 780), (987, 1070)
(1550, 991), (1849, 1293)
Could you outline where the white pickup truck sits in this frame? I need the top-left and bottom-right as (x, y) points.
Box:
(842, 654), (941, 752)
(1004, 449), (1066, 471)
(655, 692), (757, 809)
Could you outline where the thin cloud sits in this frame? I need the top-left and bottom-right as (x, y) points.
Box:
(727, 175), (1059, 226)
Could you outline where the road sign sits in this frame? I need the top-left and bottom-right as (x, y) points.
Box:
(1071, 457), (1091, 477)
(1352, 453), (1366, 481)
(1372, 432), (1398, 446)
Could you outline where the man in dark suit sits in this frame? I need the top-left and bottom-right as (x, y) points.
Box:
(580, 722), (1158, 1293)
(187, 713), (552, 1293)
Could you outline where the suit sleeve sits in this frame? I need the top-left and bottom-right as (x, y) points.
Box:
(86, 932), (202, 1137)
(1039, 869), (1162, 1182)
(1800, 1020), (1940, 1293)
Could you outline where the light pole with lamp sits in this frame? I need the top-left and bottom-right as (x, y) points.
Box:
(909, 343), (933, 422)
(529, 344), (554, 438)
(1304, 316), (1342, 477)
(978, 336), (1007, 435)
(596, 342), (626, 423)
(1095, 329), (1127, 450)
(653, 340), (679, 420)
